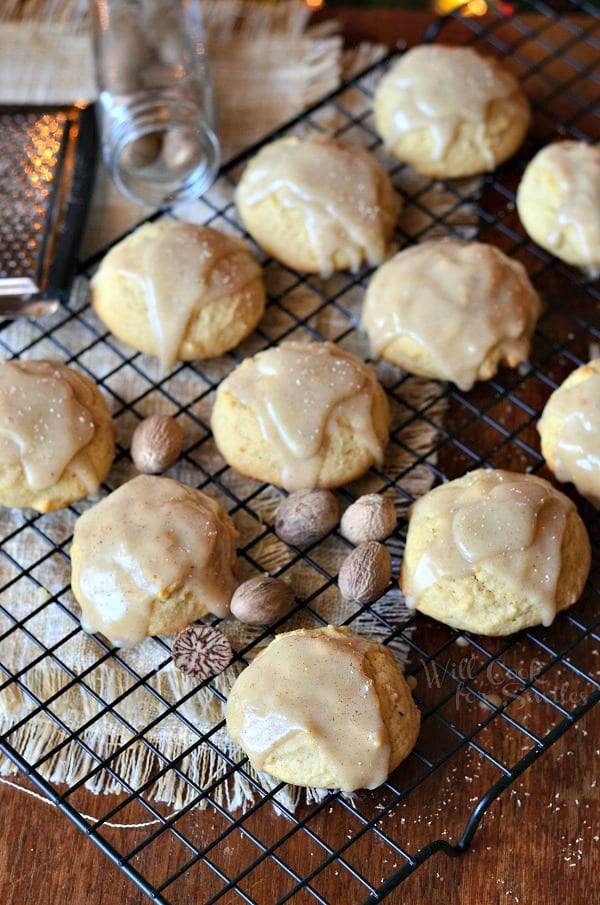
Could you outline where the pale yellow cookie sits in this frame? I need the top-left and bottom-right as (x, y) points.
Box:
(71, 475), (239, 648)
(361, 239), (542, 390)
(0, 359), (115, 513)
(91, 219), (266, 371)
(401, 469), (590, 636)
(226, 625), (420, 791)
(235, 135), (401, 276)
(374, 45), (530, 178)
(538, 359), (600, 507)
(516, 141), (600, 274)
(211, 341), (390, 491)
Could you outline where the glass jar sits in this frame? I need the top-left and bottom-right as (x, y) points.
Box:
(90, 0), (220, 207)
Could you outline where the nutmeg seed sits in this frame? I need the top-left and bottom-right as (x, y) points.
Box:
(338, 541), (392, 604)
(230, 575), (295, 625)
(172, 624), (232, 681)
(340, 493), (398, 545)
(131, 414), (183, 474)
(275, 489), (340, 547)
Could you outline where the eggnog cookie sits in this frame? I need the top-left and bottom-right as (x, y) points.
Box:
(361, 239), (542, 390)
(71, 475), (239, 648)
(226, 625), (420, 792)
(211, 341), (390, 491)
(516, 141), (600, 273)
(538, 359), (600, 507)
(91, 219), (266, 371)
(401, 469), (590, 636)
(374, 45), (530, 179)
(235, 135), (401, 277)
(0, 359), (115, 513)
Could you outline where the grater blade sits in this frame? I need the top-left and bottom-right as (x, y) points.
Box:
(0, 103), (96, 318)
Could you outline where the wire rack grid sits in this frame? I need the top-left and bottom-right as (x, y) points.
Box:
(0, 2), (599, 903)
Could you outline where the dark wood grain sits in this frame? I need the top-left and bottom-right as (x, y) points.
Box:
(2, 704), (596, 904)
(1, 9), (598, 905)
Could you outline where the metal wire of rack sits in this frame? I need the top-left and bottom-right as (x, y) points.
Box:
(0, 2), (599, 903)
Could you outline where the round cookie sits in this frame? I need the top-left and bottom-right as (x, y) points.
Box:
(0, 359), (115, 513)
(211, 341), (390, 491)
(71, 474), (239, 648)
(374, 44), (530, 179)
(516, 141), (600, 274)
(91, 219), (266, 371)
(226, 625), (420, 791)
(538, 359), (600, 507)
(235, 135), (401, 277)
(361, 239), (542, 391)
(400, 469), (590, 636)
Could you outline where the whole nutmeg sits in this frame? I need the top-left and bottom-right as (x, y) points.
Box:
(172, 624), (232, 681)
(340, 493), (398, 545)
(230, 575), (295, 625)
(338, 541), (392, 604)
(131, 414), (184, 474)
(275, 489), (340, 547)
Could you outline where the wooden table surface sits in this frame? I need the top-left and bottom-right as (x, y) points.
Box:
(1, 7), (598, 905)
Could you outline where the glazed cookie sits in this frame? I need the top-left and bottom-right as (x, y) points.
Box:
(516, 141), (600, 274)
(0, 359), (115, 513)
(211, 341), (390, 491)
(361, 239), (542, 390)
(91, 219), (266, 370)
(400, 469), (590, 636)
(235, 135), (401, 277)
(374, 45), (530, 178)
(538, 359), (600, 507)
(226, 625), (420, 791)
(71, 475), (239, 647)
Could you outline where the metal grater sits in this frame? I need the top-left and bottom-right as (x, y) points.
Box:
(0, 104), (96, 318)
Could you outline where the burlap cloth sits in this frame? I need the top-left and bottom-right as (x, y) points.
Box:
(0, 1), (461, 813)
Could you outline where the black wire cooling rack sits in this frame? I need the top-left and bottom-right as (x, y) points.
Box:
(1, 2), (599, 903)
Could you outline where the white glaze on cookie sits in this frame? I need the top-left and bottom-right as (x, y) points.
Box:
(377, 45), (521, 166)
(218, 341), (386, 490)
(539, 360), (600, 506)
(362, 240), (542, 390)
(104, 222), (262, 370)
(404, 469), (576, 627)
(535, 142), (600, 272)
(226, 626), (391, 791)
(0, 360), (101, 493)
(237, 136), (397, 277)
(72, 475), (238, 647)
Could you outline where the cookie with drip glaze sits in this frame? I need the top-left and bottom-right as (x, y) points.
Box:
(235, 135), (401, 277)
(226, 625), (420, 792)
(91, 219), (266, 371)
(0, 359), (115, 512)
(211, 341), (390, 491)
(374, 45), (530, 178)
(538, 359), (600, 508)
(361, 239), (542, 391)
(516, 141), (600, 275)
(401, 469), (590, 636)
(71, 475), (239, 648)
